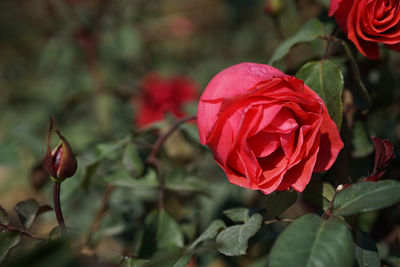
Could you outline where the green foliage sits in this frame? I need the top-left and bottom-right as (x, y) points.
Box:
(269, 18), (325, 65)
(216, 213), (263, 256)
(13, 199), (52, 229)
(265, 191), (298, 217)
(352, 121), (374, 158)
(104, 169), (159, 190)
(0, 230), (21, 263)
(123, 144), (144, 177)
(222, 208), (250, 223)
(303, 181), (336, 211)
(139, 210), (184, 258)
(174, 219), (226, 267)
(354, 230), (380, 267)
(269, 214), (354, 267)
(296, 60), (344, 128)
(333, 180), (400, 216)
(1, 0), (400, 266)
(120, 257), (148, 267)
(0, 205), (9, 225)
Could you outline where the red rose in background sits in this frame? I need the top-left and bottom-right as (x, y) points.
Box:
(197, 63), (343, 194)
(134, 73), (198, 128)
(329, 0), (400, 59)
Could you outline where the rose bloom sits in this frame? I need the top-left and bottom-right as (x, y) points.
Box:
(134, 73), (198, 128)
(197, 63), (343, 194)
(329, 0), (400, 59)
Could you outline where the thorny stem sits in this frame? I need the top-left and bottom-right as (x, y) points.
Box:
(146, 115), (197, 210)
(53, 182), (66, 231)
(0, 223), (46, 241)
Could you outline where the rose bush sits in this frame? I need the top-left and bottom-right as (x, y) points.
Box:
(133, 73), (198, 127)
(329, 0), (400, 59)
(197, 63), (343, 194)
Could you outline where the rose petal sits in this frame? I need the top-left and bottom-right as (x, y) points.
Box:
(276, 135), (320, 192)
(313, 110), (344, 172)
(247, 132), (280, 157)
(200, 63), (287, 102)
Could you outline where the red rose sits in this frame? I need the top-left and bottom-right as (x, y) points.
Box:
(197, 63), (343, 194)
(133, 73), (198, 128)
(329, 0), (400, 59)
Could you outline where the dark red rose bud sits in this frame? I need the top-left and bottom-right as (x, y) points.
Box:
(43, 117), (77, 183)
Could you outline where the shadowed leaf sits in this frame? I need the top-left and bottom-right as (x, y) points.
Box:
(223, 208), (250, 223)
(216, 213), (263, 256)
(0, 205), (9, 225)
(266, 191), (298, 217)
(13, 199), (52, 229)
(269, 214), (354, 267)
(269, 18), (325, 65)
(0, 230), (21, 263)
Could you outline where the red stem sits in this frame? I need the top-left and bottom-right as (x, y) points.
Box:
(53, 182), (66, 230)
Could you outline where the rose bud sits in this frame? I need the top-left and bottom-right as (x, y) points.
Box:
(329, 0), (400, 59)
(43, 118), (77, 183)
(197, 63), (343, 194)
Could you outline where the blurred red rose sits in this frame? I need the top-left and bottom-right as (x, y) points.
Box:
(134, 73), (198, 128)
(329, 0), (400, 59)
(197, 63), (343, 194)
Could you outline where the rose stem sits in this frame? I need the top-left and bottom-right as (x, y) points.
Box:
(84, 185), (114, 247)
(146, 115), (197, 210)
(331, 36), (372, 112)
(0, 222), (46, 241)
(53, 182), (66, 230)
(322, 26), (338, 60)
(148, 115), (197, 160)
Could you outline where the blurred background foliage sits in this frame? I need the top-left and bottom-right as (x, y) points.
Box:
(1, 0), (400, 266)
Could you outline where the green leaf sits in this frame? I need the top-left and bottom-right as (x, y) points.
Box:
(269, 214), (354, 267)
(139, 210), (184, 258)
(269, 18), (325, 65)
(354, 230), (380, 267)
(166, 176), (212, 197)
(120, 257), (148, 267)
(174, 220), (226, 267)
(296, 60), (344, 128)
(352, 121), (373, 158)
(188, 219), (226, 251)
(4, 238), (75, 267)
(223, 208), (250, 223)
(123, 144), (144, 177)
(0, 205), (9, 225)
(0, 230), (21, 263)
(81, 161), (99, 193)
(216, 213), (263, 256)
(104, 169), (159, 190)
(266, 191), (298, 217)
(95, 138), (128, 160)
(333, 180), (400, 216)
(303, 181), (336, 211)
(13, 199), (52, 229)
